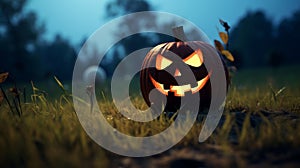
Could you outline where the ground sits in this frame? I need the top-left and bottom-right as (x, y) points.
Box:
(0, 65), (300, 167)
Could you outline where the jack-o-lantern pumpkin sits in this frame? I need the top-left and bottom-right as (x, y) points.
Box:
(140, 26), (228, 112)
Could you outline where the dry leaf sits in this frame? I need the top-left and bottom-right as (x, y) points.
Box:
(219, 32), (229, 45)
(214, 40), (224, 52)
(219, 19), (231, 31)
(0, 90), (3, 104)
(0, 72), (9, 84)
(9, 87), (19, 96)
(221, 50), (234, 62)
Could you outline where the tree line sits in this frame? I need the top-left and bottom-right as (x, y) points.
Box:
(0, 0), (76, 82)
(1, 0), (299, 82)
(230, 10), (300, 68)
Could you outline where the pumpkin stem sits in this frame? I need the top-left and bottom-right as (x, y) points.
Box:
(172, 26), (187, 42)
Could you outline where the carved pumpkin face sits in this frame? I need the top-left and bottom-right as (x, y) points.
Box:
(140, 41), (225, 112)
(150, 48), (210, 97)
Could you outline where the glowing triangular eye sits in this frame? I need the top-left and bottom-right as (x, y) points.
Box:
(156, 54), (173, 70)
(183, 49), (203, 67)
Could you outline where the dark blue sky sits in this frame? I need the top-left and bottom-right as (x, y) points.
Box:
(26, 0), (300, 45)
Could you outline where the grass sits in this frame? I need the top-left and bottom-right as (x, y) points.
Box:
(0, 65), (300, 167)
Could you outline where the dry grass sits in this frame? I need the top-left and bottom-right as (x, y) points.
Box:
(0, 65), (300, 167)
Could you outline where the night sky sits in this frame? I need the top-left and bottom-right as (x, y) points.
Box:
(26, 0), (300, 44)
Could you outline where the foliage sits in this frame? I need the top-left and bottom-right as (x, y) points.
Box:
(106, 0), (152, 18)
(230, 11), (274, 68)
(37, 35), (77, 80)
(0, 0), (44, 81)
(2, 0), (300, 82)
(0, 0), (76, 81)
(0, 72), (23, 116)
(215, 19), (235, 62)
(230, 9), (300, 68)
(276, 10), (300, 64)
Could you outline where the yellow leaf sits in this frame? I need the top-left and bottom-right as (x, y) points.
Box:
(221, 50), (234, 62)
(214, 40), (224, 52)
(0, 72), (9, 84)
(219, 32), (229, 45)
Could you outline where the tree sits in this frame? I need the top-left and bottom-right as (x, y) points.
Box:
(276, 10), (300, 64)
(101, 0), (157, 77)
(106, 0), (152, 18)
(101, 0), (210, 77)
(230, 11), (274, 68)
(0, 0), (44, 81)
(38, 35), (76, 80)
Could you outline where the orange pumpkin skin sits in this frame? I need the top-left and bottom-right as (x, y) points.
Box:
(140, 41), (228, 112)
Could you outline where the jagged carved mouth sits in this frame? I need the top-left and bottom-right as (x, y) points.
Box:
(149, 73), (211, 97)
